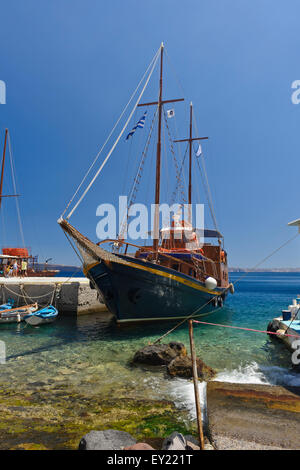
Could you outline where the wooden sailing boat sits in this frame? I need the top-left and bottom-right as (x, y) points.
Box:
(59, 43), (234, 324)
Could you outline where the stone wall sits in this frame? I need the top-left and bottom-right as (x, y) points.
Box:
(0, 277), (109, 316)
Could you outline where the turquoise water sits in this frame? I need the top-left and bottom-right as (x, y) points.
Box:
(0, 272), (300, 417)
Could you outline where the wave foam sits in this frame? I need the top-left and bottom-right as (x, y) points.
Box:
(168, 363), (300, 420)
(215, 362), (300, 387)
(168, 378), (207, 421)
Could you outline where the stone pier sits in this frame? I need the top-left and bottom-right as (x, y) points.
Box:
(207, 381), (300, 449)
(0, 277), (109, 316)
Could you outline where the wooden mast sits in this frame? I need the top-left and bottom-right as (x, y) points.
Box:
(153, 43), (164, 252)
(174, 106), (209, 222)
(137, 43), (184, 252)
(0, 129), (8, 209)
(188, 103), (193, 221)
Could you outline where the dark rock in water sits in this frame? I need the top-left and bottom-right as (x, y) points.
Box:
(267, 319), (281, 336)
(133, 342), (187, 366)
(167, 355), (216, 380)
(78, 429), (136, 450)
(124, 442), (155, 450)
(162, 432), (187, 450)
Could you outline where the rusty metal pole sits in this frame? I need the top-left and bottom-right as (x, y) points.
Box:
(188, 319), (205, 450)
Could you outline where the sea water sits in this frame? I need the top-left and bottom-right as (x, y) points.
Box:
(0, 272), (299, 419)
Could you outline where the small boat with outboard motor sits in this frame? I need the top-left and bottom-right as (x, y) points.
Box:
(0, 302), (38, 323)
(24, 305), (58, 326)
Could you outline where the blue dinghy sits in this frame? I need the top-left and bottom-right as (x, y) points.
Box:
(24, 305), (58, 326)
(0, 299), (15, 310)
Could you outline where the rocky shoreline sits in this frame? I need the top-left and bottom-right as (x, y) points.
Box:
(0, 341), (299, 450)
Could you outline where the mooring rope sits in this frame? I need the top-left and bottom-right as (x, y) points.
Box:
(0, 265), (84, 306)
(152, 232), (300, 344)
(192, 319), (300, 339)
(2, 283), (55, 300)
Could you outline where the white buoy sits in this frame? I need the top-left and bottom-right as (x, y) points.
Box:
(205, 277), (217, 290)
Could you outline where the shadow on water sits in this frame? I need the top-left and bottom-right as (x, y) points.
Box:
(92, 305), (238, 346)
(6, 340), (67, 361)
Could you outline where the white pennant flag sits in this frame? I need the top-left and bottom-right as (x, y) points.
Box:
(196, 142), (202, 157)
(167, 109), (175, 118)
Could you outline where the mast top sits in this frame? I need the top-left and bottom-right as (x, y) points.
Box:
(161, 42), (164, 48)
(288, 218), (300, 233)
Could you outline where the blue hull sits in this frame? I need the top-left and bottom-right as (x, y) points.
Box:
(24, 305), (58, 325)
(86, 255), (228, 323)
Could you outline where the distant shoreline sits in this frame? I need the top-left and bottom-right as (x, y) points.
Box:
(229, 268), (300, 273)
(37, 264), (80, 270)
(45, 264), (300, 274)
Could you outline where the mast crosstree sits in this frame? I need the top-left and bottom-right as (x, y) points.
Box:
(174, 103), (208, 221)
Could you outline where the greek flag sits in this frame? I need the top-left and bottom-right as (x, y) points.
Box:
(126, 111), (147, 140)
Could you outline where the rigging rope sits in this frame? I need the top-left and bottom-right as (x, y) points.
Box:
(62, 48), (160, 219)
(163, 108), (187, 205)
(193, 113), (219, 233)
(65, 48), (161, 220)
(170, 144), (188, 206)
(195, 154), (219, 233)
(192, 319), (300, 339)
(118, 108), (158, 240)
(7, 131), (25, 247)
(152, 232), (300, 344)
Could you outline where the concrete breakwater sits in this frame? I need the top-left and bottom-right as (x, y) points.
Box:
(0, 277), (109, 316)
(207, 381), (300, 449)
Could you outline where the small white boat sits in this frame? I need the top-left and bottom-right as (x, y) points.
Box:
(24, 305), (58, 326)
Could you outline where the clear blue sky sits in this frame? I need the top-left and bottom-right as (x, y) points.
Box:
(1, 0), (300, 268)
